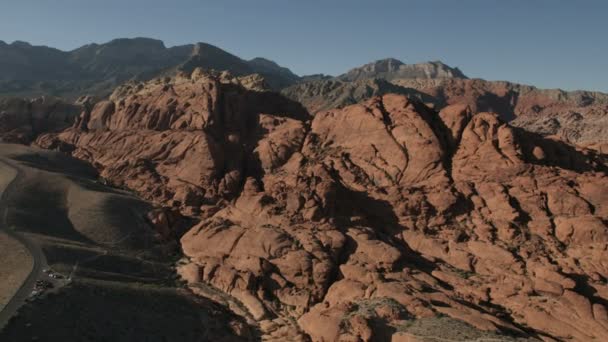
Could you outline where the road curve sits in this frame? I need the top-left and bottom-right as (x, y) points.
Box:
(0, 159), (48, 330)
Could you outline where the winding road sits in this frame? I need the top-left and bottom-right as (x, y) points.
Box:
(0, 158), (48, 330)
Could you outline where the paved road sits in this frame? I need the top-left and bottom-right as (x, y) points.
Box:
(0, 159), (48, 330)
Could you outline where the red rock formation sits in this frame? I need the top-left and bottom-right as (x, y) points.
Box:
(393, 78), (608, 150)
(37, 69), (308, 215)
(283, 77), (608, 152)
(0, 96), (81, 143)
(37, 71), (608, 342)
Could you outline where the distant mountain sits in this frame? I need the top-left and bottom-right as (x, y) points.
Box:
(0, 40), (474, 100)
(281, 78), (436, 113)
(338, 58), (468, 82)
(299, 74), (333, 83)
(247, 57), (300, 89)
(0, 38), (299, 98)
(282, 58), (470, 112)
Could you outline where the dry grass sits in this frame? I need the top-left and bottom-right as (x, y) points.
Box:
(394, 316), (536, 341)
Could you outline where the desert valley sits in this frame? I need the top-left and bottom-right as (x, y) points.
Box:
(0, 35), (607, 342)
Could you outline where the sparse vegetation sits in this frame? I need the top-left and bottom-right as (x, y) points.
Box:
(393, 316), (535, 341)
(343, 297), (409, 321)
(453, 268), (475, 279)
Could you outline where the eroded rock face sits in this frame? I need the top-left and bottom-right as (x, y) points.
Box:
(0, 96), (81, 143)
(394, 78), (608, 150)
(38, 72), (608, 341)
(338, 58), (467, 82)
(283, 76), (608, 152)
(37, 69), (308, 215)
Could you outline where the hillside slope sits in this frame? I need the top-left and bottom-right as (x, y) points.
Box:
(0, 144), (252, 341)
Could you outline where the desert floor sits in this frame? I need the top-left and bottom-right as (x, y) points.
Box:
(0, 144), (252, 341)
(0, 232), (32, 312)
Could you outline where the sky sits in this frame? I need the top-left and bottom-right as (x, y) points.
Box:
(0, 0), (607, 92)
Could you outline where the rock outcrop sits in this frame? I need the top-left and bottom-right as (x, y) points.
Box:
(37, 69), (308, 215)
(393, 78), (608, 122)
(399, 78), (608, 152)
(283, 76), (608, 152)
(0, 96), (81, 143)
(38, 70), (608, 342)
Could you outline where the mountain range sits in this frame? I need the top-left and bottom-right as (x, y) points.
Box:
(0, 38), (469, 98)
(0, 38), (300, 98)
(1, 37), (608, 342)
(1, 37), (607, 152)
(2, 36), (607, 150)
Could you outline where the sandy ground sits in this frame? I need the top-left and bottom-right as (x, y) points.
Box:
(0, 232), (33, 312)
(0, 156), (33, 313)
(0, 144), (251, 341)
(1, 144), (153, 250)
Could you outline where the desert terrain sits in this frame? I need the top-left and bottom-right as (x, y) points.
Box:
(29, 68), (606, 341)
(0, 144), (252, 341)
(0, 154), (32, 323)
(0, 35), (606, 342)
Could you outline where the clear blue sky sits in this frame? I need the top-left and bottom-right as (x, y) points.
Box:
(1, 0), (607, 92)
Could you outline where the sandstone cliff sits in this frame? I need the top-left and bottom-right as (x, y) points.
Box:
(0, 96), (81, 144)
(283, 77), (608, 152)
(37, 69), (608, 341)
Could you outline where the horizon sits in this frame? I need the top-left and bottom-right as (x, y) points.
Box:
(1, 1), (607, 92)
(0, 36), (469, 78)
(2, 2), (608, 342)
(3, 35), (607, 95)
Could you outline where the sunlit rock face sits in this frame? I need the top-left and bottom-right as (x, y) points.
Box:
(38, 69), (608, 341)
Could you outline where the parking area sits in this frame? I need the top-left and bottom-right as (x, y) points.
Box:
(27, 269), (69, 301)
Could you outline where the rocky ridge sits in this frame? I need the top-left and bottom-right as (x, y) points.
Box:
(283, 76), (608, 152)
(37, 69), (308, 213)
(280, 78), (433, 113)
(3, 37), (607, 154)
(395, 78), (608, 151)
(37, 69), (608, 341)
